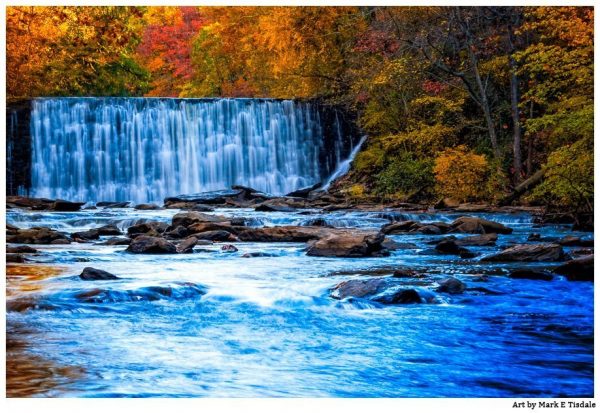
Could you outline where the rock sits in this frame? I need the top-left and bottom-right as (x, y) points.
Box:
(449, 216), (512, 234)
(171, 211), (228, 228)
(164, 225), (189, 239)
(7, 224), (20, 235)
(381, 220), (420, 234)
(50, 199), (85, 211)
(454, 233), (498, 246)
(455, 203), (492, 212)
(187, 222), (237, 235)
(221, 244), (238, 253)
(7, 245), (38, 253)
(255, 202), (296, 212)
(418, 225), (442, 235)
(96, 201), (131, 208)
(392, 268), (423, 278)
(373, 289), (423, 304)
(459, 250), (477, 259)
(99, 237), (131, 246)
(434, 198), (460, 209)
(7, 227), (71, 244)
(134, 203), (162, 210)
(80, 267), (120, 280)
(126, 236), (177, 254)
(164, 189), (242, 206)
(435, 239), (469, 255)
(286, 183), (322, 198)
(194, 230), (234, 241)
(558, 236), (594, 247)
(7, 196), (54, 210)
(482, 243), (566, 262)
(242, 252), (276, 258)
(509, 269), (554, 281)
(176, 236), (198, 254)
(127, 221), (169, 237)
(235, 226), (325, 242)
(553, 255), (593, 281)
(330, 278), (391, 300)
(436, 277), (466, 294)
(300, 218), (333, 227)
(97, 224), (122, 236)
(381, 238), (418, 250)
(7, 253), (26, 263)
(72, 229), (100, 242)
(306, 232), (389, 258)
(164, 201), (214, 211)
(572, 248), (594, 256)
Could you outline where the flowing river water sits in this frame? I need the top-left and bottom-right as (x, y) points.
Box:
(6, 206), (594, 397)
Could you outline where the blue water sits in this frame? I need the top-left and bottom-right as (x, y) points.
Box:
(6, 207), (594, 397)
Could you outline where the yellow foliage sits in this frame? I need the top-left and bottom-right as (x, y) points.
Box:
(433, 145), (490, 202)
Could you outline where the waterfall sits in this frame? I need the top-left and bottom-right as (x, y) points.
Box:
(321, 135), (367, 190)
(28, 98), (349, 203)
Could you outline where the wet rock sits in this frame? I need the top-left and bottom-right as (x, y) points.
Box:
(50, 200), (85, 211)
(392, 268), (423, 278)
(80, 267), (120, 281)
(286, 183), (322, 198)
(96, 201), (131, 208)
(381, 238), (418, 250)
(436, 277), (466, 294)
(96, 224), (122, 236)
(455, 203), (492, 213)
(176, 236), (198, 254)
(7, 253), (26, 263)
(194, 230), (235, 241)
(7, 196), (54, 210)
(509, 269), (554, 281)
(553, 255), (593, 281)
(188, 222), (237, 235)
(7, 245), (38, 253)
(300, 218), (333, 227)
(454, 233), (498, 246)
(235, 226), (325, 242)
(99, 237), (131, 246)
(7, 227), (71, 244)
(127, 221), (169, 237)
(449, 216), (512, 234)
(126, 235), (177, 254)
(558, 236), (594, 247)
(572, 248), (594, 256)
(381, 220), (420, 234)
(134, 203), (162, 210)
(72, 229), (100, 242)
(255, 202), (297, 212)
(7, 224), (20, 235)
(306, 232), (389, 258)
(164, 225), (189, 239)
(373, 289), (423, 304)
(435, 239), (470, 256)
(164, 189), (242, 206)
(330, 278), (392, 300)
(221, 244), (239, 253)
(481, 243), (565, 262)
(460, 250), (477, 259)
(242, 252), (277, 258)
(171, 211), (228, 228)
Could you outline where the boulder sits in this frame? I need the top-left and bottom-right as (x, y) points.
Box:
(454, 233), (498, 246)
(450, 216), (512, 234)
(164, 225), (189, 239)
(306, 232), (389, 258)
(7, 224), (20, 235)
(96, 201), (130, 208)
(171, 211), (228, 228)
(553, 255), (593, 281)
(50, 200), (85, 211)
(194, 230), (235, 241)
(134, 203), (162, 210)
(7, 227), (71, 244)
(187, 222), (237, 235)
(509, 269), (554, 281)
(7, 196), (54, 210)
(126, 235), (177, 254)
(481, 243), (565, 262)
(80, 267), (120, 281)
(255, 202), (296, 212)
(381, 238), (418, 250)
(436, 277), (466, 294)
(7, 253), (26, 263)
(99, 237), (131, 246)
(435, 239), (470, 256)
(176, 236), (198, 254)
(96, 224), (122, 236)
(127, 221), (169, 237)
(72, 229), (100, 242)
(235, 226), (325, 242)
(286, 183), (322, 198)
(381, 220), (420, 234)
(392, 268), (423, 278)
(330, 278), (392, 300)
(300, 218), (333, 227)
(558, 236), (594, 247)
(7, 245), (38, 253)
(241, 252), (277, 258)
(373, 289), (423, 304)
(164, 189), (242, 206)
(221, 244), (239, 253)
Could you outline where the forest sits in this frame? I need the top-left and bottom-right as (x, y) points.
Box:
(6, 6), (594, 215)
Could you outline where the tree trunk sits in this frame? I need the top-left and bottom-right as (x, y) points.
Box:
(499, 168), (545, 206)
(507, 21), (522, 183)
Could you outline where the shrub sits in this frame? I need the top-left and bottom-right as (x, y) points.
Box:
(433, 145), (490, 202)
(375, 154), (435, 200)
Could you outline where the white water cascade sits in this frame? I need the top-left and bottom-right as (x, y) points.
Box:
(321, 135), (368, 191)
(29, 98), (349, 203)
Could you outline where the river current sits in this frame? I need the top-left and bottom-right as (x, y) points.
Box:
(6, 206), (594, 397)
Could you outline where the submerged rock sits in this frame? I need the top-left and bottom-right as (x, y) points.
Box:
(241, 252), (277, 258)
(553, 255), (594, 281)
(436, 277), (466, 294)
(435, 239), (470, 256)
(306, 232), (389, 258)
(330, 278), (392, 300)
(80, 267), (120, 281)
(134, 203), (162, 210)
(509, 269), (554, 281)
(373, 289), (423, 304)
(126, 235), (177, 254)
(481, 243), (565, 262)
(221, 244), (239, 253)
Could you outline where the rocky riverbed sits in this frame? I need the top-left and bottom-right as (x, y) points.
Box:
(6, 189), (594, 397)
